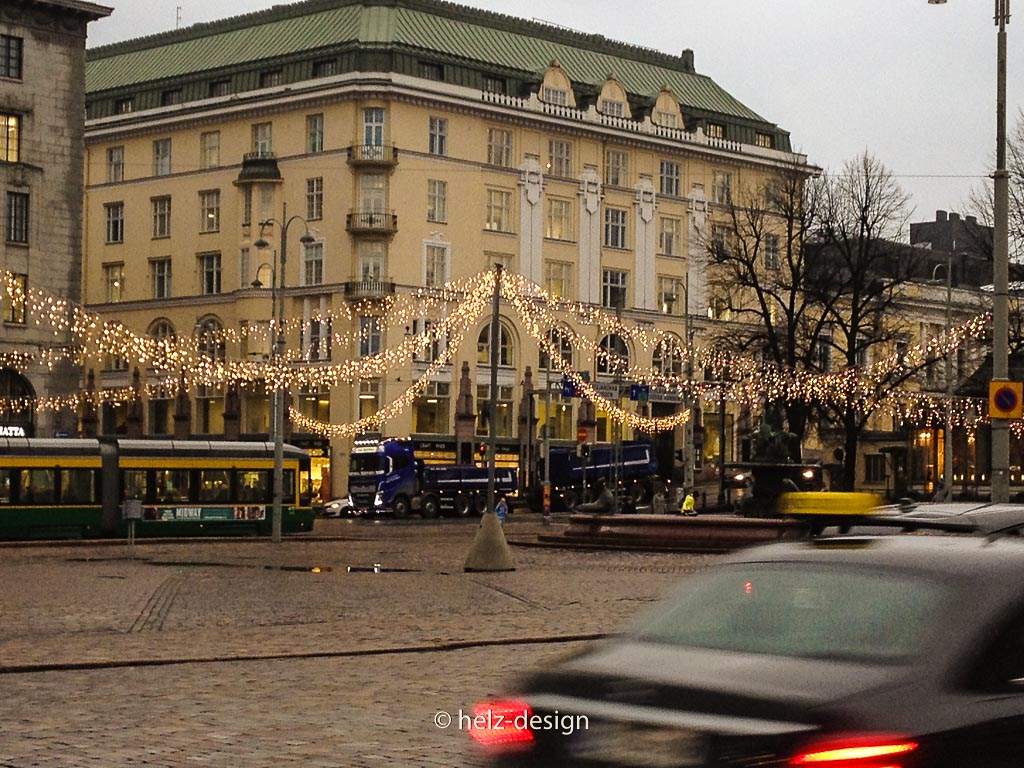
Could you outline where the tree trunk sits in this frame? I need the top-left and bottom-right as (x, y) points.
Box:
(841, 409), (860, 491)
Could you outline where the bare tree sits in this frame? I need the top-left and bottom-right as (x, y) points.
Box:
(966, 107), (1024, 262)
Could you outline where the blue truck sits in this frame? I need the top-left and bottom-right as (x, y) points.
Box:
(347, 437), (517, 518)
(540, 441), (660, 510)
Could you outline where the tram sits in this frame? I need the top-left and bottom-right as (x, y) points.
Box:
(0, 438), (314, 539)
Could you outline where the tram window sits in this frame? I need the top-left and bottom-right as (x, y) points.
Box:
(199, 469), (231, 502)
(21, 469), (55, 505)
(123, 470), (147, 501)
(284, 469), (296, 503)
(0, 469), (11, 504)
(61, 469), (97, 505)
(155, 470), (190, 502)
(239, 470), (271, 503)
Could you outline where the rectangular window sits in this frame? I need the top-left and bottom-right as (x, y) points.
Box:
(6, 192), (28, 243)
(242, 187), (252, 227)
(865, 455), (887, 484)
(151, 196), (171, 238)
(486, 128), (512, 167)
(605, 150), (628, 187)
(476, 384), (514, 437)
(545, 198), (573, 241)
(656, 110), (678, 128)
(199, 190), (220, 233)
(252, 122), (272, 155)
(483, 76), (506, 94)
(312, 59), (337, 78)
(259, 185), (274, 223)
(765, 233), (780, 270)
(0, 35), (23, 80)
(239, 247), (250, 289)
(306, 177), (323, 220)
(542, 86), (569, 105)
(104, 202), (124, 244)
(161, 89), (181, 107)
(200, 252), (222, 295)
(420, 61), (443, 81)
(712, 225), (732, 261)
(428, 116), (448, 156)
(107, 146), (125, 183)
(425, 244), (448, 288)
(712, 171), (732, 205)
(302, 242), (324, 286)
(306, 113), (324, 153)
(153, 138), (171, 176)
(545, 261), (572, 299)
(103, 263), (124, 303)
(209, 79), (230, 98)
(114, 97), (134, 115)
(601, 99), (626, 117)
(152, 258), (171, 299)
(358, 241), (385, 282)
(756, 133), (774, 149)
(427, 179), (447, 223)
(363, 108), (385, 147)
(660, 160), (681, 197)
(359, 316), (382, 357)
(1, 114), (20, 162)
(485, 189), (512, 232)
(604, 207), (628, 249)
(260, 70), (282, 88)
(658, 216), (682, 257)
(707, 123), (725, 139)
(548, 139), (572, 178)
(602, 269), (628, 309)
(200, 131), (220, 169)
(4, 273), (25, 324)
(658, 276), (683, 315)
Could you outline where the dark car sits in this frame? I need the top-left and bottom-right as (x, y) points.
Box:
(469, 535), (1024, 767)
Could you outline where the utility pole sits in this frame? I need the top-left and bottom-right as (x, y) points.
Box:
(486, 264), (502, 513)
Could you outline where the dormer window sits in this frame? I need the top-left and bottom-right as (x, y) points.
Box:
(756, 132), (774, 149)
(420, 61), (443, 81)
(601, 99), (626, 118)
(706, 122), (725, 139)
(542, 86), (569, 106)
(655, 110), (678, 128)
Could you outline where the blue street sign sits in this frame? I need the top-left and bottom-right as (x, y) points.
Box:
(561, 375), (577, 398)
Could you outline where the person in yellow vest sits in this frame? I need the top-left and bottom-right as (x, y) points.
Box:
(680, 490), (696, 516)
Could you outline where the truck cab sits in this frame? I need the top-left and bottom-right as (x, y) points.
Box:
(347, 438), (417, 516)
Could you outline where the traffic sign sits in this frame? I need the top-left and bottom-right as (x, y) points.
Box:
(561, 375), (577, 398)
(989, 381), (1024, 419)
(576, 427), (588, 442)
(629, 384), (650, 402)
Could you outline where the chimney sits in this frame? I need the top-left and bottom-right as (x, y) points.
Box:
(949, 212), (960, 222)
(680, 49), (694, 72)
(966, 215), (977, 225)
(936, 210), (948, 222)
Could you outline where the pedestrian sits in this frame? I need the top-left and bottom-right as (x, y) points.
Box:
(680, 490), (696, 516)
(494, 495), (508, 523)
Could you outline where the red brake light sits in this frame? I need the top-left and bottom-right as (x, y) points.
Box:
(467, 699), (535, 752)
(790, 734), (919, 766)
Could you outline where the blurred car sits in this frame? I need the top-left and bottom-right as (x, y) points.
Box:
(318, 497), (354, 518)
(469, 534), (1024, 767)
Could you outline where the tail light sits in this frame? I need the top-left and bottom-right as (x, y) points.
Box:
(789, 734), (919, 767)
(467, 699), (535, 752)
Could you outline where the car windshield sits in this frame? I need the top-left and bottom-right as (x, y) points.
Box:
(350, 455), (386, 475)
(630, 562), (950, 663)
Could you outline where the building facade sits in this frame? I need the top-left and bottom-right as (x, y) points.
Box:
(1, 0), (111, 438)
(81, 0), (811, 500)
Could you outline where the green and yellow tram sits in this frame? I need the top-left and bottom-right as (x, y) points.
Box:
(0, 438), (314, 539)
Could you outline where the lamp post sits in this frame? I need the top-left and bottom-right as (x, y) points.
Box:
(929, 0), (1010, 502)
(253, 202), (315, 543)
(932, 256), (954, 502)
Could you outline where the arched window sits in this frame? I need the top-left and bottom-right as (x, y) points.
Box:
(653, 336), (684, 377)
(149, 319), (175, 341)
(539, 329), (573, 370)
(0, 368), (35, 436)
(477, 324), (513, 367)
(597, 334), (629, 374)
(196, 317), (225, 362)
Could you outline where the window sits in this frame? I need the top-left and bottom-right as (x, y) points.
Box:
(153, 138), (171, 176)
(152, 258), (171, 299)
(658, 277), (683, 315)
(485, 189), (512, 232)
(6, 192), (28, 243)
(358, 241), (385, 282)
(411, 318), (448, 363)
(104, 202), (124, 244)
(413, 381), (450, 434)
(604, 207), (628, 249)
(601, 99), (626, 117)
(359, 316), (382, 357)
(209, 79), (230, 98)
(483, 76), (506, 94)
(765, 233), (780, 270)
(598, 334), (629, 374)
(476, 384), (514, 437)
(653, 337), (684, 376)
(252, 122), (272, 155)
(306, 177), (323, 220)
(107, 146), (125, 182)
(814, 329), (833, 372)
(486, 128), (512, 167)
(0, 36), (23, 80)
(259, 185), (274, 222)
(200, 252), (222, 295)
(420, 61), (443, 80)
(605, 150), (628, 187)
(4, 273), (25, 324)
(548, 139), (572, 177)
(301, 241), (323, 286)
(712, 171), (732, 205)
(655, 110), (678, 128)
(659, 216), (682, 257)
(602, 270), (628, 309)
(103, 263), (124, 303)
(545, 261), (572, 299)
(427, 179), (447, 223)
(546, 198), (573, 241)
(712, 225), (732, 261)
(161, 89), (181, 106)
(357, 380), (379, 420)
(428, 116), (448, 156)
(305, 317), (332, 362)
(660, 160), (680, 197)
(306, 113), (324, 153)
(242, 187), (252, 226)
(706, 122), (725, 139)
(260, 70), (282, 88)
(539, 329), (573, 370)
(200, 132), (220, 169)
(199, 190), (220, 233)
(239, 247), (250, 289)
(542, 86), (569, 105)
(151, 196), (171, 238)
(477, 325), (512, 367)
(1, 114), (20, 162)
(312, 59), (337, 78)
(114, 97), (134, 115)
(424, 243), (448, 288)
(756, 133), (774, 149)
(364, 108), (385, 147)
(865, 454), (887, 484)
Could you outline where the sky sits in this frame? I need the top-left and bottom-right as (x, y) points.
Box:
(85, 0), (1024, 236)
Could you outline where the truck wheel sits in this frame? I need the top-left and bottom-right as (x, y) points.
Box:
(453, 493), (472, 517)
(420, 494), (440, 519)
(472, 493), (488, 516)
(392, 495), (411, 519)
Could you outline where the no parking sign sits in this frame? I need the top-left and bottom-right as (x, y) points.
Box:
(989, 381), (1024, 419)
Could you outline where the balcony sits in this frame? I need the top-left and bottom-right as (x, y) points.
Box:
(235, 151), (282, 184)
(346, 209), (398, 237)
(346, 144), (398, 168)
(343, 279), (396, 301)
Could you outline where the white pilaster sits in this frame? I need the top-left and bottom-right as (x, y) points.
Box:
(578, 165), (603, 305)
(518, 154), (545, 284)
(634, 175), (657, 311)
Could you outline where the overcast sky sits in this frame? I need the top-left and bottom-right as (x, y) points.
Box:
(86, 0), (1023, 236)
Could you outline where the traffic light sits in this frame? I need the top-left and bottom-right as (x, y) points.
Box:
(478, 442), (487, 457)
(581, 443), (591, 460)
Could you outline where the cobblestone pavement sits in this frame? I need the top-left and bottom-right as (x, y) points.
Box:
(0, 517), (719, 767)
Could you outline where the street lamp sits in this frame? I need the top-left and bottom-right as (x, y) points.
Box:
(252, 202), (315, 542)
(929, 0), (1010, 502)
(932, 257), (954, 502)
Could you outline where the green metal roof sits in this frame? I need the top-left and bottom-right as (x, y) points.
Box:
(86, 0), (768, 124)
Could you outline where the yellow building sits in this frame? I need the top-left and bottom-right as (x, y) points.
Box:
(82, 0), (811, 499)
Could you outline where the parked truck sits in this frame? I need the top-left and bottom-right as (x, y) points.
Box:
(538, 441), (660, 510)
(347, 437), (517, 518)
